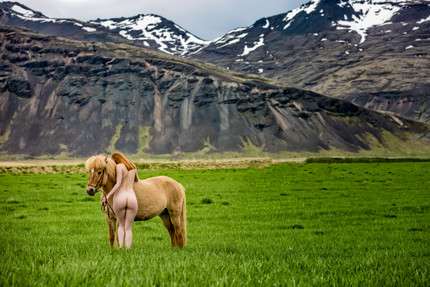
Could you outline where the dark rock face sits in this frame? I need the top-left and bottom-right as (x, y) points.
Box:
(0, 26), (427, 156)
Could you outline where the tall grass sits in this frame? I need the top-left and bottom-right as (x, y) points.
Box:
(1, 162), (429, 286)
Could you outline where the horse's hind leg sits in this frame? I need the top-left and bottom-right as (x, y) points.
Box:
(169, 208), (186, 248)
(159, 210), (175, 246)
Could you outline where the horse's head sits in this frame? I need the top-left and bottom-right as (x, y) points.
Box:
(85, 155), (116, 196)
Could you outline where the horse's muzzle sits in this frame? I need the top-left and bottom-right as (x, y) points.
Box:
(86, 187), (96, 196)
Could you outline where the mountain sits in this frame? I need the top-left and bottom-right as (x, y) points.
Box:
(190, 0), (430, 123)
(1, 25), (428, 157)
(90, 15), (208, 56)
(0, 1), (135, 44)
(0, 1), (208, 56)
(3, 0), (429, 125)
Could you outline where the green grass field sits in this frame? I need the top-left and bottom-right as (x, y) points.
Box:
(1, 162), (429, 286)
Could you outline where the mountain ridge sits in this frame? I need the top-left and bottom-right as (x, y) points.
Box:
(90, 14), (209, 56)
(1, 25), (428, 157)
(0, 1), (209, 56)
(0, 1), (141, 45)
(2, 0), (428, 124)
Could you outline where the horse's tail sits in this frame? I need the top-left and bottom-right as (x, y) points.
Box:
(180, 186), (187, 247)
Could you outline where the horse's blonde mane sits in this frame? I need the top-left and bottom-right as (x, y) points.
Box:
(85, 155), (116, 182)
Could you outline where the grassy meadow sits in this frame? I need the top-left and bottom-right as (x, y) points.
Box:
(0, 161), (429, 286)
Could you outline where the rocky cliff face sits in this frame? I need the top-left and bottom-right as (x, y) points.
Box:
(0, 25), (427, 157)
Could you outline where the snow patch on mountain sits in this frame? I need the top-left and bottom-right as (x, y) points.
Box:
(279, 0), (424, 45)
(283, 0), (321, 29)
(94, 15), (161, 39)
(81, 26), (97, 32)
(212, 27), (248, 48)
(91, 14), (209, 56)
(336, 0), (403, 44)
(8, 3), (98, 33)
(11, 4), (35, 17)
(239, 34), (265, 56)
(417, 15), (430, 24)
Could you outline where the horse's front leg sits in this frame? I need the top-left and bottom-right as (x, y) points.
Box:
(105, 214), (117, 248)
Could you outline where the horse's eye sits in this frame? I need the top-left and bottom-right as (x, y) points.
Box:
(98, 171), (102, 175)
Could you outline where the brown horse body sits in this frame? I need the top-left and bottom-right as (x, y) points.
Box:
(85, 155), (186, 248)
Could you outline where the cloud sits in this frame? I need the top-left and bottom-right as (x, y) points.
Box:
(14, 0), (308, 40)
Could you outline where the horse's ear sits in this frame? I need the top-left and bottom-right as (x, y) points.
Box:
(105, 156), (108, 162)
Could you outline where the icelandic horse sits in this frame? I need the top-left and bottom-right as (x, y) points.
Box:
(84, 155), (186, 248)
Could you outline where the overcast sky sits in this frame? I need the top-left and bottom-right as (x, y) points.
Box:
(14, 0), (309, 40)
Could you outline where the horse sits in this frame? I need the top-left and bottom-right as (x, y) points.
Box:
(84, 155), (187, 248)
